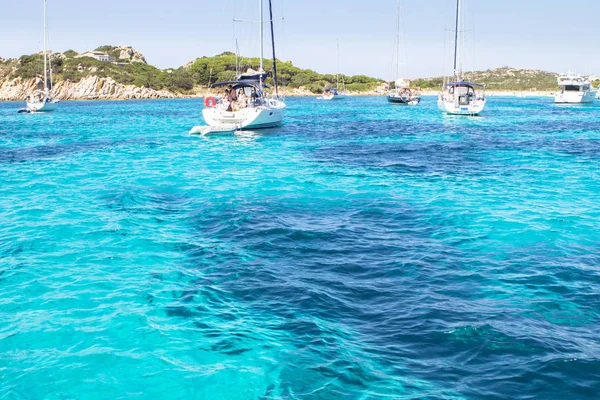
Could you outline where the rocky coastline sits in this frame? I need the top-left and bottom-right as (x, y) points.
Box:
(0, 77), (554, 101)
(0, 76), (175, 101)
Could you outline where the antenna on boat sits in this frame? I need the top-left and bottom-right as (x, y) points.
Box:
(396, 0), (401, 80)
(268, 0), (279, 98)
(453, 0), (461, 83)
(336, 38), (340, 90)
(235, 39), (240, 76)
(259, 0), (264, 71)
(43, 0), (48, 92)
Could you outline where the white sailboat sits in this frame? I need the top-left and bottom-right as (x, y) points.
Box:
(554, 73), (596, 104)
(25, 0), (59, 113)
(387, 0), (420, 106)
(437, 0), (486, 116)
(319, 39), (348, 101)
(191, 0), (285, 136)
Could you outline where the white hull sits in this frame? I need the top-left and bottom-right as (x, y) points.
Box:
(388, 92), (421, 105)
(437, 98), (486, 115)
(202, 101), (286, 132)
(26, 99), (59, 112)
(319, 93), (346, 101)
(555, 91), (596, 104)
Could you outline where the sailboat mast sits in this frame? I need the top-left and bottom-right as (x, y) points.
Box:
(43, 0), (48, 92)
(235, 39), (240, 76)
(259, 0), (264, 71)
(268, 0), (279, 98)
(453, 0), (461, 82)
(396, 0), (401, 79)
(336, 39), (340, 90)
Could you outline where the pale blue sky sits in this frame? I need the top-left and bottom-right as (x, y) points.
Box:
(1, 0), (599, 79)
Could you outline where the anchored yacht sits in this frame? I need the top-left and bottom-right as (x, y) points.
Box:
(437, 0), (486, 115)
(388, 87), (420, 105)
(24, 0), (59, 113)
(320, 88), (346, 101)
(386, 0), (420, 106)
(190, 0), (285, 135)
(198, 79), (285, 133)
(554, 73), (596, 104)
(439, 82), (486, 115)
(318, 39), (348, 101)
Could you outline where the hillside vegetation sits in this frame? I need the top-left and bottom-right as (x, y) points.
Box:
(186, 52), (382, 93)
(6, 50), (194, 93)
(413, 67), (560, 91)
(1, 49), (382, 94)
(0, 48), (581, 94)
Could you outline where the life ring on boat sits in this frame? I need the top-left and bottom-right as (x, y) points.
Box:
(204, 96), (217, 107)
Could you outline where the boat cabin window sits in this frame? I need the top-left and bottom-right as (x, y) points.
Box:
(564, 85), (581, 92)
(454, 86), (473, 95)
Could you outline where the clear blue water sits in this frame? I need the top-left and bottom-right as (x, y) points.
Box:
(1, 96), (599, 399)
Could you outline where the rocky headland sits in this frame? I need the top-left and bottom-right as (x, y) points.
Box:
(0, 76), (175, 101)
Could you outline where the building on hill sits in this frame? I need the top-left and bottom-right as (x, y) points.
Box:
(77, 51), (116, 63)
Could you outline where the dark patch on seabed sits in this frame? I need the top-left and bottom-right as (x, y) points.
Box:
(0, 138), (161, 164)
(311, 141), (496, 176)
(309, 122), (600, 178)
(150, 192), (600, 399)
(101, 187), (193, 216)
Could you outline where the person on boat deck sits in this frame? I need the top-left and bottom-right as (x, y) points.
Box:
(219, 91), (231, 111)
(224, 86), (238, 111)
(226, 86), (237, 102)
(237, 89), (248, 108)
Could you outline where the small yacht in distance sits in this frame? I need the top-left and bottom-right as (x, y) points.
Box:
(554, 73), (596, 104)
(320, 88), (346, 101)
(387, 0), (420, 106)
(318, 39), (348, 101)
(388, 80), (420, 105)
(24, 0), (59, 113)
(438, 0), (486, 115)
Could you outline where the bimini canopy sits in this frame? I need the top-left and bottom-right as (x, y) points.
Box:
(210, 81), (270, 90)
(444, 81), (484, 88)
(237, 71), (269, 82)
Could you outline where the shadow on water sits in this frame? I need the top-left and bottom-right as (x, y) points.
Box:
(101, 177), (595, 398)
(0, 137), (162, 164)
(101, 183), (459, 396)
(303, 115), (600, 177)
(182, 198), (600, 398)
(102, 169), (600, 398)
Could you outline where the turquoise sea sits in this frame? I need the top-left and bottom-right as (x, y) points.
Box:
(1, 96), (599, 399)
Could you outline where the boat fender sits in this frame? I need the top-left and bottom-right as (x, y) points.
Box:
(204, 96), (217, 108)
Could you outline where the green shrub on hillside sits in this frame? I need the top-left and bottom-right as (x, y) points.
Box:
(13, 54), (193, 92)
(63, 49), (78, 58)
(187, 53), (382, 93)
(15, 54), (45, 79)
(95, 45), (122, 59)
